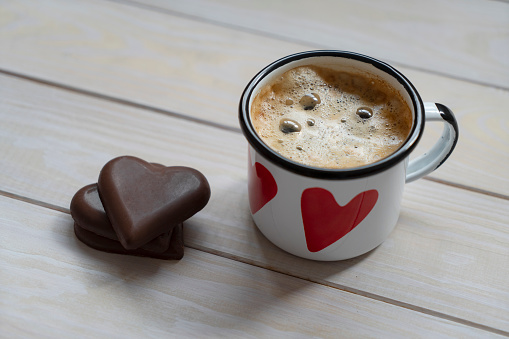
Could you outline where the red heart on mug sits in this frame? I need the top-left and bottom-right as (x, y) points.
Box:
(301, 188), (378, 252)
(248, 161), (278, 214)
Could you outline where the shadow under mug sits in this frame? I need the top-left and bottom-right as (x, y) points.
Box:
(239, 50), (459, 261)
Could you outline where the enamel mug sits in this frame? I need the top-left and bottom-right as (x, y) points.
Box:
(239, 50), (459, 261)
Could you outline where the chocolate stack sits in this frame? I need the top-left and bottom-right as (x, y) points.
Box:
(70, 156), (211, 260)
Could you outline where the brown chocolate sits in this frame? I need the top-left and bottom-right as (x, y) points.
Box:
(70, 183), (173, 253)
(74, 222), (184, 260)
(97, 156), (211, 249)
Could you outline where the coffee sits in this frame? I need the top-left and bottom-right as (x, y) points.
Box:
(250, 65), (413, 169)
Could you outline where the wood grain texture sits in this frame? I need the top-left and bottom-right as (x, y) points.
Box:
(132, 0), (509, 89)
(0, 0), (507, 196)
(1, 74), (508, 333)
(3, 196), (502, 338)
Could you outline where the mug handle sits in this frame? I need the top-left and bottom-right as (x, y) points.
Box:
(406, 102), (459, 183)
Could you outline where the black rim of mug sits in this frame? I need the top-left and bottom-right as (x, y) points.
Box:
(239, 50), (425, 179)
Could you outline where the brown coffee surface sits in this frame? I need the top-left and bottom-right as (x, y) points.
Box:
(251, 65), (413, 169)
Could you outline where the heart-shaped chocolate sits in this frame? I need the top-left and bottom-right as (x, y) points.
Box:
(74, 222), (184, 260)
(98, 156), (211, 249)
(70, 183), (173, 253)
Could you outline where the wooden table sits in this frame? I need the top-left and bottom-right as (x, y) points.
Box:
(1, 1), (508, 337)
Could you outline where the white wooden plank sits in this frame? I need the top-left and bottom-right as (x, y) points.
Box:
(0, 0), (507, 195)
(0, 74), (508, 333)
(134, 0), (509, 88)
(3, 195), (501, 338)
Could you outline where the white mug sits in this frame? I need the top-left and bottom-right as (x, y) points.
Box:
(239, 50), (459, 261)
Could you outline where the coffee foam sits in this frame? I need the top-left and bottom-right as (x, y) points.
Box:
(250, 65), (413, 169)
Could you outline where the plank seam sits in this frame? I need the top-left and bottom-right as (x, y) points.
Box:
(0, 190), (70, 214)
(424, 177), (509, 200)
(0, 69), (241, 135)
